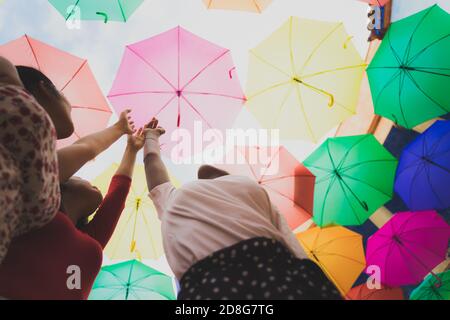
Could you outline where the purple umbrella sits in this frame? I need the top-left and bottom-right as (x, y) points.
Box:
(395, 120), (450, 210)
(366, 211), (450, 287)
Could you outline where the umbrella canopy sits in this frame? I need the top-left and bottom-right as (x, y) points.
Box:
(303, 134), (397, 227)
(246, 17), (365, 142)
(367, 5), (450, 128)
(0, 35), (111, 148)
(92, 164), (177, 260)
(216, 146), (315, 230)
(296, 226), (366, 296)
(346, 284), (404, 300)
(366, 210), (450, 287)
(48, 0), (144, 23)
(108, 26), (246, 159)
(89, 260), (176, 300)
(410, 270), (450, 300)
(358, 0), (390, 6)
(395, 120), (450, 211)
(203, 0), (273, 13)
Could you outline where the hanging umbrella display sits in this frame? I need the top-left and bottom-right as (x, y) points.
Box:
(303, 134), (397, 227)
(0, 35), (111, 148)
(410, 270), (450, 300)
(367, 5), (450, 128)
(216, 146), (315, 230)
(48, 0), (144, 23)
(246, 17), (365, 142)
(346, 284), (404, 300)
(89, 260), (176, 300)
(395, 120), (450, 211)
(296, 226), (366, 296)
(108, 26), (246, 159)
(92, 164), (178, 260)
(202, 0), (273, 13)
(366, 210), (450, 287)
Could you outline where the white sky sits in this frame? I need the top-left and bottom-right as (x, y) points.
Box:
(0, 0), (449, 279)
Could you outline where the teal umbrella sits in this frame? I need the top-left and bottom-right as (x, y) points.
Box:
(303, 134), (397, 227)
(410, 270), (450, 300)
(367, 5), (450, 128)
(89, 260), (176, 300)
(48, 0), (144, 23)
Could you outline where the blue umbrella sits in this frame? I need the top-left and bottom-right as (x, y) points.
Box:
(395, 120), (450, 210)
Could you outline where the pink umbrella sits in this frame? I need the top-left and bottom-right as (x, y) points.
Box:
(358, 0), (390, 6)
(0, 35), (111, 148)
(216, 146), (315, 230)
(108, 26), (246, 158)
(366, 210), (450, 287)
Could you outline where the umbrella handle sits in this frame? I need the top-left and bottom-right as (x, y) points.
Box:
(430, 271), (442, 288)
(96, 12), (109, 23)
(300, 81), (335, 107)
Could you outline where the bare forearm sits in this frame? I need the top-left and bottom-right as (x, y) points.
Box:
(116, 146), (137, 178)
(73, 123), (123, 157)
(144, 152), (170, 191)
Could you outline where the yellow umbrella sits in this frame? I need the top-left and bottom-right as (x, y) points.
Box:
(91, 164), (178, 261)
(202, 0), (273, 13)
(246, 17), (366, 142)
(296, 226), (366, 296)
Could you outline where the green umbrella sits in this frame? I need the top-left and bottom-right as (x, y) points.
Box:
(48, 0), (144, 23)
(303, 134), (397, 227)
(367, 5), (450, 128)
(410, 270), (450, 300)
(89, 260), (176, 300)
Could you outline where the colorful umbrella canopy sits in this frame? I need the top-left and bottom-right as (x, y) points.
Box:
(346, 284), (404, 300)
(216, 146), (315, 230)
(303, 134), (397, 227)
(89, 260), (176, 300)
(92, 164), (176, 260)
(296, 226), (366, 296)
(203, 0), (273, 13)
(410, 270), (450, 300)
(366, 210), (450, 287)
(108, 26), (246, 159)
(48, 0), (144, 23)
(246, 17), (365, 142)
(367, 5), (450, 128)
(0, 35), (111, 148)
(395, 120), (450, 211)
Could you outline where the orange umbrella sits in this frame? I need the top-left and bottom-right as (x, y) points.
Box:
(346, 284), (404, 300)
(203, 0), (273, 13)
(296, 226), (366, 296)
(0, 35), (111, 148)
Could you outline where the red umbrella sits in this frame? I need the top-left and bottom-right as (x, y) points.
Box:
(346, 284), (404, 300)
(217, 146), (315, 230)
(0, 35), (111, 148)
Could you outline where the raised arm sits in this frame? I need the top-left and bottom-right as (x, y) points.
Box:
(143, 118), (170, 191)
(57, 110), (135, 182)
(0, 57), (22, 87)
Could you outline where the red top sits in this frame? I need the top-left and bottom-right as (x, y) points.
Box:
(0, 175), (131, 300)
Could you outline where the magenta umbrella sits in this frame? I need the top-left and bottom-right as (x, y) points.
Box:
(108, 26), (246, 158)
(366, 211), (450, 287)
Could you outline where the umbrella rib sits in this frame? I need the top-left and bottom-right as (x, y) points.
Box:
(117, 0), (127, 22)
(60, 60), (88, 92)
(336, 176), (365, 224)
(301, 64), (367, 80)
(317, 174), (338, 226)
(386, 31), (403, 66)
(181, 50), (229, 91)
(335, 135), (371, 170)
(397, 71), (409, 127)
(181, 95), (216, 130)
(399, 238), (449, 260)
(182, 91), (246, 101)
(407, 34), (450, 66)
(263, 184), (297, 208)
(288, 17), (297, 75)
(154, 95), (178, 118)
(396, 241), (437, 280)
(127, 46), (177, 91)
(402, 7), (433, 64)
(406, 69), (450, 78)
(71, 105), (112, 113)
(65, 0), (81, 21)
(404, 70), (449, 113)
(340, 172), (392, 198)
(259, 146), (282, 182)
(304, 164), (333, 174)
(138, 206), (160, 258)
(246, 80), (291, 100)
(24, 35), (41, 70)
(373, 70), (402, 110)
(108, 90), (175, 98)
(424, 164), (447, 208)
(294, 85), (316, 141)
(315, 251), (365, 266)
(267, 84), (293, 128)
(249, 51), (292, 78)
(299, 23), (342, 75)
(261, 173), (313, 184)
(314, 235), (360, 252)
(340, 159), (397, 173)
